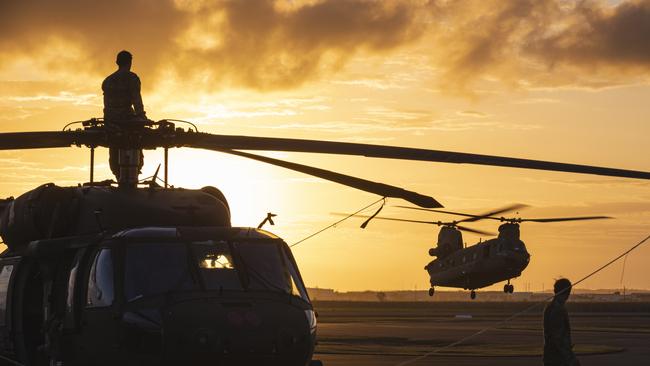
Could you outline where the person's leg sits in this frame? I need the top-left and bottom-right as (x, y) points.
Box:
(109, 148), (120, 179)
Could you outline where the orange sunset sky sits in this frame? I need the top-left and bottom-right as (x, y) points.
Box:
(1, 0), (649, 292)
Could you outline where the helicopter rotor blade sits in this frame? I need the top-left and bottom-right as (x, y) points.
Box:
(396, 205), (612, 223)
(394, 206), (499, 220)
(331, 213), (496, 236)
(0, 131), (88, 150)
(395, 204), (529, 223)
(457, 203), (529, 223)
(518, 216), (612, 223)
(217, 149), (443, 208)
(4, 129), (650, 181)
(331, 212), (438, 225)
(182, 133), (650, 180)
(454, 224), (495, 236)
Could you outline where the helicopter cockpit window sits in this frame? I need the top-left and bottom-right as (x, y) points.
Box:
(124, 244), (196, 302)
(67, 259), (80, 313)
(281, 247), (310, 302)
(87, 249), (114, 308)
(192, 241), (242, 291)
(235, 241), (291, 294)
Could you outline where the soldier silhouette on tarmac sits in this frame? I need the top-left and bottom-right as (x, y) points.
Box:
(102, 50), (146, 179)
(543, 278), (580, 366)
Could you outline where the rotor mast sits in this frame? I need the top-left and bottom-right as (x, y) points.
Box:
(117, 149), (142, 188)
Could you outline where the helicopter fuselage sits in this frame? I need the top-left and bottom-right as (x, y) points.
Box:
(0, 184), (318, 366)
(425, 223), (530, 291)
(425, 236), (530, 290)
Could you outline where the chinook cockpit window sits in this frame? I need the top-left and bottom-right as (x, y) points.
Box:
(86, 249), (114, 308)
(124, 244), (196, 302)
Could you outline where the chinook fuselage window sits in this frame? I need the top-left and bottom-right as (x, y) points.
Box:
(86, 249), (114, 308)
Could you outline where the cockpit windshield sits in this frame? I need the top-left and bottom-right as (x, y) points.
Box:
(192, 241), (243, 291)
(123, 239), (309, 303)
(124, 244), (196, 302)
(235, 241), (292, 293)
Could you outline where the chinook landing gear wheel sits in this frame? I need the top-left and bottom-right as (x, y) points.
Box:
(470, 290), (476, 300)
(504, 281), (514, 294)
(428, 287), (435, 297)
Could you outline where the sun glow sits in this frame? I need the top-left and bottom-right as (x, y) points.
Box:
(143, 148), (294, 228)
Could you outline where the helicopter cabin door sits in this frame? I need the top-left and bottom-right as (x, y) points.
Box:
(76, 247), (121, 365)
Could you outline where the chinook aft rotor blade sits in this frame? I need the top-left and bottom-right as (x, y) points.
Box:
(331, 213), (495, 236)
(218, 149), (442, 208)
(0, 131), (88, 150)
(182, 133), (650, 180)
(516, 216), (612, 223)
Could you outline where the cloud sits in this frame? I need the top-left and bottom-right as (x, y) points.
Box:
(457, 110), (486, 118)
(0, 0), (429, 91)
(0, 0), (648, 92)
(428, 0), (650, 90)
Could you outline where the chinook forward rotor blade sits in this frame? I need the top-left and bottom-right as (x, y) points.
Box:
(454, 224), (495, 236)
(0, 131), (88, 150)
(453, 204), (529, 224)
(395, 204), (528, 223)
(396, 205), (611, 223)
(331, 213), (495, 236)
(218, 149), (442, 208)
(182, 133), (650, 180)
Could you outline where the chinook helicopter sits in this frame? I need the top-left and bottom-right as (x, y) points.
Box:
(0, 118), (649, 366)
(422, 205), (612, 299)
(338, 204), (610, 299)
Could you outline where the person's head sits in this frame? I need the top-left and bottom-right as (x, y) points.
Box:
(116, 50), (132, 69)
(553, 278), (572, 304)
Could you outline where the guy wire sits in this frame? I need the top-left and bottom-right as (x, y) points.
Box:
(291, 197), (386, 248)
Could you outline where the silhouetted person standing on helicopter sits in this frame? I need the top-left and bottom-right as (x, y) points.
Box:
(543, 278), (580, 366)
(102, 50), (146, 178)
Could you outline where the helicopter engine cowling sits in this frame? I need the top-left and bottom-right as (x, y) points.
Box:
(0, 183), (231, 252)
(433, 226), (463, 258)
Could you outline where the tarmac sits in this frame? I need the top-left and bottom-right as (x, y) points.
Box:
(312, 301), (650, 366)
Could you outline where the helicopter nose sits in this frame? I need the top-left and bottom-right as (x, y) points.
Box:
(161, 296), (313, 365)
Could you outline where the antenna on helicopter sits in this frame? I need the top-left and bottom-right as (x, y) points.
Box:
(258, 213), (277, 229)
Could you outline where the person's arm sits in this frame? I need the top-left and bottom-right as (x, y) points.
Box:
(129, 74), (146, 118)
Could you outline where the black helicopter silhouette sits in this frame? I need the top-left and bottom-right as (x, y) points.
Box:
(338, 204), (610, 299)
(0, 117), (648, 365)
